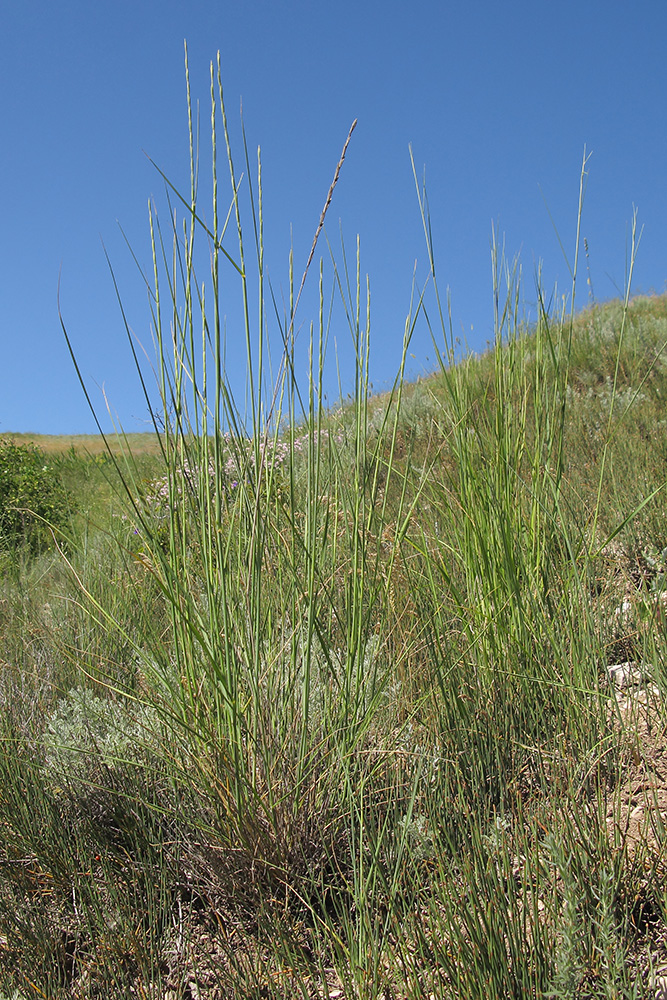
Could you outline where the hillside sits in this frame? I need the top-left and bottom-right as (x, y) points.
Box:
(1, 291), (667, 997)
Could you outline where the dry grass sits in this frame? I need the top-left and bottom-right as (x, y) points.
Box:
(0, 432), (164, 457)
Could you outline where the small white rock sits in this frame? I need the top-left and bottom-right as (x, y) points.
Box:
(607, 661), (643, 688)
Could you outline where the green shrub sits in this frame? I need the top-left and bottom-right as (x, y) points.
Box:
(0, 440), (73, 554)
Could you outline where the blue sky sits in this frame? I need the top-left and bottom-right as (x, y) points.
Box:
(2, 0), (666, 434)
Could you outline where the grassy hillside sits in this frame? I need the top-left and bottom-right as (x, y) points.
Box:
(1, 290), (667, 998)
(2, 60), (667, 997)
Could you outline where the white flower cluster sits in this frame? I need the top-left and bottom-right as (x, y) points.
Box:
(134, 428), (343, 522)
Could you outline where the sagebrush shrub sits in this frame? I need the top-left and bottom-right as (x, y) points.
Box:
(0, 441), (72, 554)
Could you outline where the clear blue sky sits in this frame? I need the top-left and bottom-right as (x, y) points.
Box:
(2, 0), (666, 434)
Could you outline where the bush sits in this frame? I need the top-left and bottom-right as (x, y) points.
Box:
(42, 686), (162, 787)
(0, 441), (73, 555)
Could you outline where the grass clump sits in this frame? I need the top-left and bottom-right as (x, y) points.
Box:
(2, 48), (667, 998)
